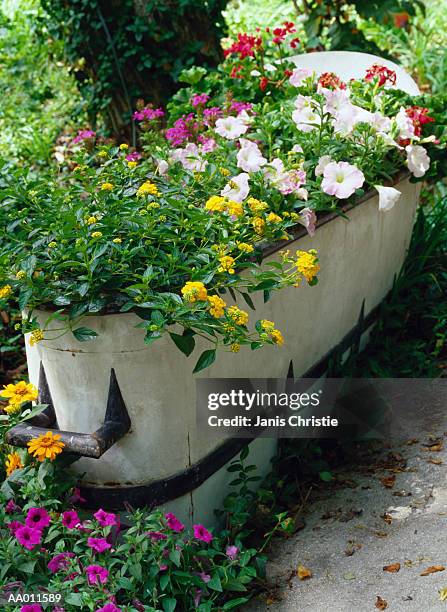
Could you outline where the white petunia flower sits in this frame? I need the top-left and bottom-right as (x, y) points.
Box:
(405, 144), (430, 177)
(215, 116), (248, 139)
(221, 173), (250, 202)
(375, 185), (402, 212)
(315, 155), (333, 177)
(236, 139), (267, 173)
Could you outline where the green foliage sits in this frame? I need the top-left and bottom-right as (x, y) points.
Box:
(0, 0), (82, 166)
(40, 0), (228, 135)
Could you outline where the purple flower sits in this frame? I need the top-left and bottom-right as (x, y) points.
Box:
(226, 545), (239, 560)
(230, 101), (253, 115)
(25, 507), (51, 530)
(159, 564), (168, 572)
(15, 525), (42, 550)
(7, 520), (22, 535)
(72, 129), (95, 145)
(191, 93), (210, 107)
(193, 524), (213, 543)
(86, 564), (109, 585)
(68, 486), (86, 504)
(61, 510), (80, 529)
(165, 114), (196, 146)
(203, 106), (223, 126)
(198, 136), (217, 153)
(94, 508), (117, 527)
(95, 604), (122, 612)
(165, 512), (185, 533)
(198, 572), (211, 583)
(125, 151), (142, 162)
(20, 605), (43, 612)
(194, 589), (202, 607)
(48, 552), (75, 574)
(5, 499), (20, 514)
(87, 537), (112, 553)
(146, 531), (167, 541)
(133, 107), (164, 121)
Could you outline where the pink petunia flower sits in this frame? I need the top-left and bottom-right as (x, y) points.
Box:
(125, 151), (142, 162)
(95, 603), (122, 612)
(72, 129), (96, 145)
(198, 572), (211, 583)
(193, 524), (213, 543)
(165, 512), (185, 533)
(20, 605), (43, 612)
(25, 507), (51, 530)
(87, 537), (112, 553)
(321, 161), (365, 199)
(298, 207), (317, 237)
(86, 564), (109, 585)
(61, 510), (81, 529)
(146, 531), (167, 541)
(226, 545), (239, 560)
(94, 508), (117, 527)
(48, 552), (75, 574)
(15, 525), (42, 550)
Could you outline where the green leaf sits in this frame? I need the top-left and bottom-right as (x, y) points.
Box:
(222, 598), (250, 610)
(241, 292), (256, 311)
(169, 548), (181, 567)
(162, 598), (177, 612)
(208, 574), (223, 592)
(72, 327), (98, 342)
(65, 593), (84, 607)
(319, 470), (333, 482)
(18, 287), (33, 311)
(170, 332), (195, 356)
(193, 349), (216, 373)
(17, 560), (36, 574)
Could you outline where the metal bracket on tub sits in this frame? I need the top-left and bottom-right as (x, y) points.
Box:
(6, 362), (131, 459)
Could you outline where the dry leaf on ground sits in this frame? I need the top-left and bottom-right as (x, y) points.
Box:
(380, 475), (396, 488)
(375, 595), (388, 610)
(428, 458), (443, 465)
(297, 564), (312, 580)
(383, 563), (401, 573)
(439, 587), (447, 602)
(422, 443), (443, 452)
(420, 565), (445, 576)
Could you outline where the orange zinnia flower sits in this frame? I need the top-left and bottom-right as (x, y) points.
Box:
(27, 431), (65, 462)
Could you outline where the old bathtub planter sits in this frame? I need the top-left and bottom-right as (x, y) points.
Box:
(4, 48), (430, 526)
(21, 173), (420, 525)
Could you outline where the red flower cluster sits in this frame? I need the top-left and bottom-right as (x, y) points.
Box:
(365, 64), (397, 87)
(318, 72), (347, 90)
(224, 33), (263, 59)
(405, 106), (435, 137)
(272, 21), (297, 45)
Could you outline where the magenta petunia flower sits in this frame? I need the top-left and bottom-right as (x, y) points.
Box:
(193, 524), (213, 543)
(5, 499), (20, 514)
(7, 520), (23, 535)
(95, 603), (122, 612)
(87, 537), (112, 553)
(86, 564), (109, 585)
(15, 525), (42, 550)
(165, 512), (185, 533)
(20, 605), (43, 612)
(25, 507), (51, 530)
(198, 571), (211, 583)
(146, 531), (167, 541)
(61, 509), (80, 529)
(48, 552), (75, 574)
(72, 129), (96, 145)
(68, 486), (86, 504)
(133, 107), (164, 121)
(226, 545), (239, 560)
(94, 508), (117, 527)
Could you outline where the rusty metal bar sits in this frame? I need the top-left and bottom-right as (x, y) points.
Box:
(6, 365), (131, 459)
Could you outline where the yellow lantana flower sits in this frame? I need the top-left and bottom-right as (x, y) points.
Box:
(271, 329), (284, 345)
(230, 343), (240, 353)
(227, 306), (249, 326)
(266, 212), (282, 224)
(86, 216), (97, 225)
(226, 200), (243, 218)
(27, 431), (65, 462)
(100, 182), (114, 191)
(119, 143), (129, 150)
(29, 329), (44, 346)
(252, 217), (266, 235)
(237, 242), (254, 254)
(208, 295), (226, 318)
(260, 319), (275, 332)
(205, 195), (226, 212)
(127, 161), (137, 169)
(91, 231), (103, 238)
(113, 238), (122, 244)
(5, 452), (23, 476)
(247, 197), (268, 214)
(137, 181), (159, 197)
(181, 281), (208, 302)
(1, 381), (38, 411)
(295, 250), (320, 282)
(0, 285), (12, 299)
(218, 256), (235, 274)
